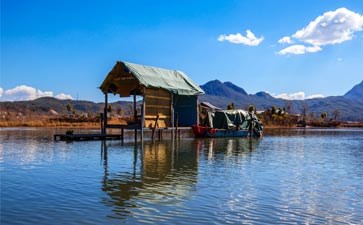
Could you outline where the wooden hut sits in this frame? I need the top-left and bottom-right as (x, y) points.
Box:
(99, 61), (204, 136)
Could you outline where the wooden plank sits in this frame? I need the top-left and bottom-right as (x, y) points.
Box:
(145, 88), (170, 97)
(145, 95), (171, 100)
(146, 105), (171, 109)
(145, 98), (171, 106)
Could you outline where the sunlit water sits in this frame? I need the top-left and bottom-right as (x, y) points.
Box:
(1, 128), (362, 224)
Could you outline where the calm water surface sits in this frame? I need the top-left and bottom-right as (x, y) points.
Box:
(1, 128), (362, 224)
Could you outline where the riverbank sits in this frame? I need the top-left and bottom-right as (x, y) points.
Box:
(0, 121), (100, 128)
(1, 120), (362, 128)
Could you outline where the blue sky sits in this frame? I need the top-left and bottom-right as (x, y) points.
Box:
(1, 0), (362, 102)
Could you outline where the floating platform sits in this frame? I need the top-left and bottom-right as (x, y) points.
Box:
(54, 133), (122, 141)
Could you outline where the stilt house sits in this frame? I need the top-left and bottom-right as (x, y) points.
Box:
(99, 61), (204, 134)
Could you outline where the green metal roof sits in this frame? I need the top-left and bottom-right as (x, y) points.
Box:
(100, 61), (204, 96)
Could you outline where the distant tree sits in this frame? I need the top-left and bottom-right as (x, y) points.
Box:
(66, 103), (73, 113)
(277, 107), (282, 116)
(248, 105), (254, 113)
(227, 103), (235, 110)
(285, 101), (292, 114)
(302, 103), (309, 121)
(321, 112), (328, 121)
(333, 109), (340, 121)
(107, 104), (112, 113)
(271, 106), (276, 115)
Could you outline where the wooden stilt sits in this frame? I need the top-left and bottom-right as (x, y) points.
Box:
(121, 128), (124, 143)
(171, 93), (174, 139)
(175, 113), (179, 139)
(133, 93), (137, 142)
(100, 113), (104, 134)
(103, 93), (108, 135)
(141, 93), (145, 141)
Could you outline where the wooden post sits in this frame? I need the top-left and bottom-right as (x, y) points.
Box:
(103, 93), (108, 135)
(133, 93), (137, 142)
(158, 129), (162, 141)
(121, 128), (124, 143)
(175, 112), (179, 139)
(141, 91), (145, 141)
(170, 93), (174, 139)
(100, 113), (104, 134)
(196, 96), (200, 126)
(151, 114), (160, 140)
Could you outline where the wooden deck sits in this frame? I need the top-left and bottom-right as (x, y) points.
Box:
(54, 133), (122, 141)
(54, 127), (193, 142)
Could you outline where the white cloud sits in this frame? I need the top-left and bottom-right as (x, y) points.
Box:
(273, 92), (324, 100)
(55, 93), (73, 100)
(293, 8), (363, 46)
(277, 45), (322, 55)
(218, 30), (264, 46)
(0, 85), (73, 101)
(3, 85), (53, 101)
(337, 57), (343, 61)
(306, 94), (324, 99)
(277, 8), (363, 55)
(274, 92), (306, 100)
(278, 36), (293, 44)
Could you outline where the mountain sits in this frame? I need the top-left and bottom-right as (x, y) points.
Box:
(1, 81), (363, 122)
(199, 80), (363, 122)
(223, 81), (248, 95)
(0, 97), (135, 117)
(344, 80), (363, 100)
(200, 80), (247, 100)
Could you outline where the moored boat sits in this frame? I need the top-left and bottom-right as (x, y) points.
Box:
(192, 102), (263, 138)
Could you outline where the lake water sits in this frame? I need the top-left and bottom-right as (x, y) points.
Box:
(1, 128), (362, 224)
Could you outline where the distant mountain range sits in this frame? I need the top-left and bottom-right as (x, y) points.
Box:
(0, 97), (135, 117)
(1, 80), (362, 121)
(199, 80), (363, 121)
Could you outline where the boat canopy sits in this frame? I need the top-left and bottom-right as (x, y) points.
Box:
(204, 109), (263, 131)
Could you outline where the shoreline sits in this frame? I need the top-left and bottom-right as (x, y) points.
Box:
(1, 121), (362, 129)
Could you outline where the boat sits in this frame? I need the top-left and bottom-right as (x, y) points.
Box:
(192, 102), (263, 138)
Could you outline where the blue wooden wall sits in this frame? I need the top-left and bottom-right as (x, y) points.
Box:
(173, 95), (198, 127)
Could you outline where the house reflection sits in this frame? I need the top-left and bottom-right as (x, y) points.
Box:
(100, 139), (198, 219)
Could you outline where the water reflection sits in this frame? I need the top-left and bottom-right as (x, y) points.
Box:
(99, 138), (261, 222)
(195, 138), (261, 162)
(2, 128), (362, 224)
(100, 140), (199, 220)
